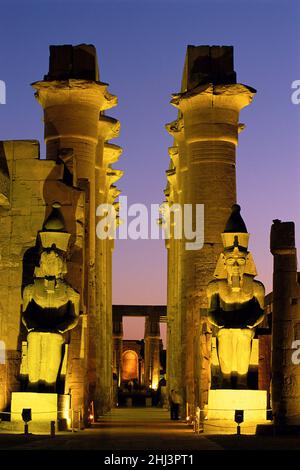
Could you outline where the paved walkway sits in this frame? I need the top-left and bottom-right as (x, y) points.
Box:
(0, 408), (222, 450)
(1, 408), (300, 452)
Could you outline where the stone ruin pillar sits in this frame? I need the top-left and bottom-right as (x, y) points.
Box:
(271, 219), (300, 426)
(113, 313), (123, 387)
(95, 118), (122, 414)
(164, 134), (186, 399)
(144, 315), (161, 390)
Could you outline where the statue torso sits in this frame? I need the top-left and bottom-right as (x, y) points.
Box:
(207, 277), (264, 329)
(30, 278), (72, 309)
(217, 277), (256, 309)
(22, 278), (79, 333)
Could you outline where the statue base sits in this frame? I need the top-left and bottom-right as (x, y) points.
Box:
(207, 389), (267, 422)
(11, 392), (70, 430)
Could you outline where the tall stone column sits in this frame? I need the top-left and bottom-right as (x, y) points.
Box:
(106, 238), (114, 406)
(32, 45), (121, 416)
(165, 45), (256, 414)
(165, 119), (188, 406)
(164, 150), (180, 396)
(270, 220), (300, 426)
(113, 314), (123, 387)
(144, 316), (161, 389)
(95, 118), (122, 414)
(106, 187), (122, 406)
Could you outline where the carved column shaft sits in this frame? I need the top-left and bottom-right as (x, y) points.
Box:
(113, 316), (123, 387)
(94, 119), (122, 415)
(271, 220), (300, 426)
(165, 124), (186, 405)
(144, 317), (161, 389)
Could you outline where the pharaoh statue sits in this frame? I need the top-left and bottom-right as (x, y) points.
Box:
(21, 202), (80, 392)
(207, 204), (265, 388)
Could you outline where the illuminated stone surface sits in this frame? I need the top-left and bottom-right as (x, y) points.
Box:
(112, 306), (165, 392)
(21, 203), (80, 391)
(211, 336), (259, 389)
(207, 204), (265, 388)
(122, 350), (139, 381)
(207, 389), (267, 422)
(11, 392), (70, 430)
(144, 316), (161, 390)
(11, 392), (59, 422)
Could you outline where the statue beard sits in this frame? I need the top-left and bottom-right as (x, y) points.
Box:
(229, 274), (243, 292)
(44, 276), (57, 293)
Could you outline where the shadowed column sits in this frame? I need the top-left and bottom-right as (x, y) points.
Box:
(271, 220), (300, 426)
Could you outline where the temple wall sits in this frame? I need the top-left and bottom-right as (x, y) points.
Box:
(0, 139), (87, 411)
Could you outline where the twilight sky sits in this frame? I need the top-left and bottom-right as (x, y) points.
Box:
(0, 0), (299, 341)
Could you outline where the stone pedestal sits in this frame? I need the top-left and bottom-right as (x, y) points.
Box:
(11, 392), (70, 426)
(207, 389), (267, 422)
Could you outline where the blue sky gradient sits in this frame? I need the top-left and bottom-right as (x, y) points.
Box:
(0, 0), (299, 340)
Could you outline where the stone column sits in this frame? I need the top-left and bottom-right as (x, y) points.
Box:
(144, 316), (161, 389)
(106, 238), (114, 407)
(32, 45), (120, 416)
(95, 118), (122, 414)
(164, 154), (180, 396)
(113, 314), (123, 387)
(106, 186), (122, 407)
(165, 45), (256, 415)
(165, 119), (187, 406)
(270, 220), (300, 426)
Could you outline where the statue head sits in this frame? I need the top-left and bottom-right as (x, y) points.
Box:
(213, 205), (257, 286)
(38, 250), (66, 278)
(34, 202), (70, 279)
(224, 246), (247, 290)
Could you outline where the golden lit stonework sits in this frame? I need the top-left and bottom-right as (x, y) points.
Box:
(21, 203), (80, 391)
(207, 204), (265, 388)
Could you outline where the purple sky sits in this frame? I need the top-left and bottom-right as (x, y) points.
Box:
(0, 0), (299, 342)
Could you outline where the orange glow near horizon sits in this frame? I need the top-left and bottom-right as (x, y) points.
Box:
(122, 350), (139, 381)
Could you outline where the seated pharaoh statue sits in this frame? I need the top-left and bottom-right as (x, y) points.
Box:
(21, 202), (80, 392)
(207, 204), (265, 389)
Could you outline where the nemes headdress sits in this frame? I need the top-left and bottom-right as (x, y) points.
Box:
(214, 204), (257, 279)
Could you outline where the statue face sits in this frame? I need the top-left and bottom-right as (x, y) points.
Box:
(40, 250), (64, 277)
(224, 249), (247, 287)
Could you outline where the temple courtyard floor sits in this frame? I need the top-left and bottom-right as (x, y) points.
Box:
(1, 407), (300, 453)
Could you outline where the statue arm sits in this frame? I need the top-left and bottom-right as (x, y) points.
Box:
(254, 281), (265, 310)
(69, 289), (80, 317)
(56, 288), (80, 333)
(22, 286), (37, 331)
(207, 282), (224, 327)
(248, 281), (265, 328)
(22, 285), (33, 311)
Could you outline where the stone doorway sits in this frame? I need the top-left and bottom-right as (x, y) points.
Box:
(113, 305), (167, 407)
